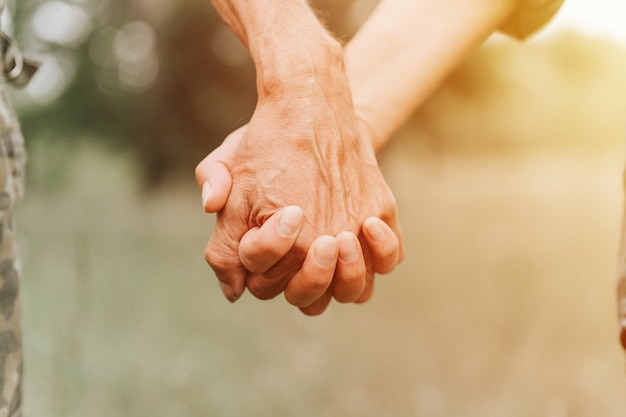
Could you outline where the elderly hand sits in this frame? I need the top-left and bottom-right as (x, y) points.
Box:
(195, 53), (402, 314)
(196, 127), (401, 315)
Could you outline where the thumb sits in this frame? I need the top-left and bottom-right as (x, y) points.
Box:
(195, 161), (232, 213)
(194, 126), (247, 213)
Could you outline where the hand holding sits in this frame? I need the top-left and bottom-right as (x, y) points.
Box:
(195, 43), (402, 314)
(196, 122), (402, 314)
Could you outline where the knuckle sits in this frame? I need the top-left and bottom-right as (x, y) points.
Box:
(237, 249), (258, 272)
(247, 275), (282, 300)
(385, 189), (398, 208)
(204, 245), (220, 268)
(204, 240), (235, 273)
(377, 189), (398, 218)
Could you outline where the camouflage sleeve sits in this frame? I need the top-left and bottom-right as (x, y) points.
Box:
(0, 2), (27, 413)
(499, 0), (565, 40)
(0, 69), (25, 417)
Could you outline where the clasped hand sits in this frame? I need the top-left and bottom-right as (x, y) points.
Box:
(195, 57), (403, 315)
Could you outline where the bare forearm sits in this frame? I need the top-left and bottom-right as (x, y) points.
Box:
(345, 0), (518, 151)
(208, 0), (343, 95)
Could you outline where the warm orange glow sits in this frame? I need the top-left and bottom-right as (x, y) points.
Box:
(539, 0), (626, 45)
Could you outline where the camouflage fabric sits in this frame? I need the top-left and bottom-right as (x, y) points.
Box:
(0, 76), (25, 417)
(0, 3), (25, 416)
(0, 80), (24, 417)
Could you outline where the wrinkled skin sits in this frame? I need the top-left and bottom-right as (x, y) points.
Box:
(196, 62), (402, 314)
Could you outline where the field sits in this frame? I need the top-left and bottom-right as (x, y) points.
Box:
(16, 138), (626, 416)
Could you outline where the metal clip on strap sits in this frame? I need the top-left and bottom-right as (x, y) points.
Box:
(1, 32), (40, 88)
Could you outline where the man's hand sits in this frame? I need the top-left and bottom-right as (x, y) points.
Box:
(199, 0), (403, 314)
(195, 63), (402, 313)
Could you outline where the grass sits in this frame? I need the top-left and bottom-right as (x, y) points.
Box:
(14, 138), (626, 416)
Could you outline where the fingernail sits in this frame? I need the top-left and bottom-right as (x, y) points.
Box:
(338, 234), (359, 263)
(314, 238), (337, 268)
(365, 218), (385, 242)
(278, 206), (303, 237)
(219, 282), (239, 303)
(201, 182), (210, 210)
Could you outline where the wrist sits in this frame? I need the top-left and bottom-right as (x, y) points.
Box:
(210, 1), (346, 103)
(239, 2), (343, 98)
(254, 32), (344, 99)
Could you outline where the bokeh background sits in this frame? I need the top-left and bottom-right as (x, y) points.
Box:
(4, 0), (626, 415)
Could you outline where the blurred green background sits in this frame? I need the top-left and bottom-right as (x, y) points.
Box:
(5, 0), (626, 415)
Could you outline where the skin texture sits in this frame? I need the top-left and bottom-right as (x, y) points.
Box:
(199, 0), (524, 314)
(195, 103), (402, 312)
(196, 0), (403, 314)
